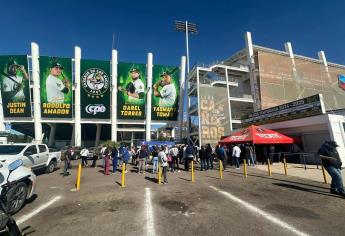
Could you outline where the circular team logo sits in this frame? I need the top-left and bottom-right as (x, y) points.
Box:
(81, 68), (109, 98)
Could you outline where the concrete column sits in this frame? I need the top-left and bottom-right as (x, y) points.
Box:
(145, 53), (153, 141)
(70, 124), (75, 146)
(285, 42), (296, 67)
(111, 50), (118, 142)
(95, 124), (101, 147)
(225, 68), (233, 132)
(48, 123), (56, 147)
(131, 132), (134, 147)
(245, 32), (261, 111)
(171, 128), (175, 139)
(31, 42), (43, 143)
(74, 47), (82, 147)
(178, 56), (186, 141)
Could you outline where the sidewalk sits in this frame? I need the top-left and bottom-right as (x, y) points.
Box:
(255, 163), (345, 185)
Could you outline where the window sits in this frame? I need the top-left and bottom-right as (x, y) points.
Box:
(24, 146), (37, 156)
(0, 145), (26, 155)
(39, 145), (47, 153)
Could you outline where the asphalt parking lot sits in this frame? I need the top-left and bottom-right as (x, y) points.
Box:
(12, 160), (345, 236)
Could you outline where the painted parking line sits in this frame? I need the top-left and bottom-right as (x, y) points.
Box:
(210, 186), (310, 236)
(17, 196), (62, 225)
(145, 188), (155, 236)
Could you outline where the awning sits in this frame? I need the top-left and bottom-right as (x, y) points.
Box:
(219, 125), (294, 144)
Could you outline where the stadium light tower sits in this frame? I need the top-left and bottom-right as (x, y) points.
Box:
(175, 20), (198, 73)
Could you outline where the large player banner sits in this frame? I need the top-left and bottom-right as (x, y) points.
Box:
(39, 56), (73, 118)
(80, 60), (110, 119)
(0, 55), (31, 117)
(117, 62), (146, 120)
(152, 65), (179, 120)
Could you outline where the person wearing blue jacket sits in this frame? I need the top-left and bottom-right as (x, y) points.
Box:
(122, 145), (130, 173)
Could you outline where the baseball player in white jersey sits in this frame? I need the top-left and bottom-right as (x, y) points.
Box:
(153, 71), (177, 107)
(1, 59), (29, 102)
(118, 68), (145, 102)
(46, 61), (70, 103)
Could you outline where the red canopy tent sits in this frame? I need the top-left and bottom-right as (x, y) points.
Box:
(219, 125), (294, 144)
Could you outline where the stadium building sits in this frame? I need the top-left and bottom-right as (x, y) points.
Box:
(188, 32), (345, 162)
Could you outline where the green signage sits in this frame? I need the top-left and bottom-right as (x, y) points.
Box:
(117, 63), (146, 120)
(80, 59), (110, 119)
(152, 65), (179, 121)
(0, 55), (31, 117)
(39, 56), (73, 118)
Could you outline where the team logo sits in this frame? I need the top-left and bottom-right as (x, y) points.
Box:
(338, 74), (345, 91)
(85, 104), (106, 115)
(240, 129), (250, 135)
(82, 68), (109, 98)
(256, 127), (266, 133)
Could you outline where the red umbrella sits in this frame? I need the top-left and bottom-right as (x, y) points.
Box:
(219, 125), (294, 144)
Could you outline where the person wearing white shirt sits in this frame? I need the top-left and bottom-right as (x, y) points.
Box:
(46, 61), (70, 103)
(153, 71), (177, 107)
(232, 144), (241, 169)
(158, 148), (168, 184)
(80, 147), (89, 167)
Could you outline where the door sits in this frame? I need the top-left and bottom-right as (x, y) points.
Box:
(38, 145), (49, 165)
(22, 145), (38, 167)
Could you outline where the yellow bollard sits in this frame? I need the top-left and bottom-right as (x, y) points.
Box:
(76, 163), (82, 190)
(243, 159), (247, 178)
(321, 164), (328, 184)
(121, 163), (125, 187)
(191, 160), (195, 182)
(219, 160), (223, 179)
(158, 165), (162, 185)
(283, 157), (288, 176)
(267, 159), (272, 176)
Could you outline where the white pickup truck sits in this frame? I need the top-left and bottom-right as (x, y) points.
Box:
(0, 143), (61, 173)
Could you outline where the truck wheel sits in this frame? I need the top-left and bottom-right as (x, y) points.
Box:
(6, 182), (28, 214)
(46, 160), (57, 173)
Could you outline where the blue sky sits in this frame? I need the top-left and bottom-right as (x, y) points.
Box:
(1, 0), (345, 67)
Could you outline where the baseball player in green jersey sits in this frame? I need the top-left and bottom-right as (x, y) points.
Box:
(153, 71), (177, 107)
(118, 68), (145, 101)
(46, 61), (70, 103)
(1, 59), (29, 102)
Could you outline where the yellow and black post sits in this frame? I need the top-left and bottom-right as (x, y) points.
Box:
(76, 163), (82, 190)
(321, 163), (328, 184)
(243, 159), (248, 178)
(219, 160), (223, 179)
(121, 163), (126, 187)
(283, 156), (288, 176)
(267, 159), (272, 176)
(191, 160), (195, 182)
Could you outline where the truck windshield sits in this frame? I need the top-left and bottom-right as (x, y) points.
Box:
(0, 145), (26, 155)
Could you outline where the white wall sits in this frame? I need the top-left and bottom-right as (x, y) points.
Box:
(327, 114), (345, 166)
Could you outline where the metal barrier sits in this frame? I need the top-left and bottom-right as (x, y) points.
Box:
(282, 153), (320, 170)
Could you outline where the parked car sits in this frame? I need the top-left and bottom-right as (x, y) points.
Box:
(0, 143), (61, 173)
(0, 160), (36, 214)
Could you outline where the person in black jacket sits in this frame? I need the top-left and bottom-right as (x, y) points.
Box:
(206, 144), (213, 170)
(185, 143), (195, 171)
(199, 146), (207, 171)
(318, 141), (345, 197)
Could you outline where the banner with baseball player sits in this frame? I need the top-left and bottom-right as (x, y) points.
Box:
(0, 55), (31, 117)
(152, 65), (180, 121)
(117, 63), (146, 120)
(80, 59), (110, 119)
(39, 56), (73, 118)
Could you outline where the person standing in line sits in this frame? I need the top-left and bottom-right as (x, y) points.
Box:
(158, 147), (168, 184)
(232, 144), (241, 169)
(103, 146), (111, 175)
(80, 147), (89, 167)
(122, 146), (130, 173)
(206, 144), (213, 170)
(112, 145), (118, 173)
(100, 145), (107, 168)
(318, 141), (345, 197)
(185, 143), (195, 171)
(216, 145), (227, 170)
(151, 146), (159, 174)
(91, 146), (100, 168)
(170, 145), (180, 172)
(245, 143), (255, 166)
(262, 146), (268, 164)
(269, 145), (275, 164)
(199, 146), (207, 171)
(61, 149), (70, 176)
(138, 145), (148, 174)
(131, 146), (137, 165)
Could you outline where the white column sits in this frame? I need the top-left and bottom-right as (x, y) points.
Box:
(95, 124), (101, 147)
(31, 42), (42, 143)
(48, 123), (56, 147)
(245, 32), (260, 111)
(131, 132), (134, 147)
(70, 124), (75, 146)
(178, 56), (186, 141)
(145, 53), (153, 141)
(0, 89), (5, 131)
(74, 47), (82, 147)
(111, 50), (118, 142)
(318, 50), (337, 107)
(171, 128), (176, 139)
(225, 68), (233, 131)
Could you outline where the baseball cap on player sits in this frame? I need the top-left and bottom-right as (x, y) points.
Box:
(129, 68), (140, 73)
(50, 61), (64, 70)
(159, 71), (172, 77)
(7, 59), (19, 68)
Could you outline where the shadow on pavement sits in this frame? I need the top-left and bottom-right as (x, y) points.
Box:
(145, 176), (158, 183)
(272, 183), (344, 199)
(228, 171), (330, 190)
(178, 177), (191, 182)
